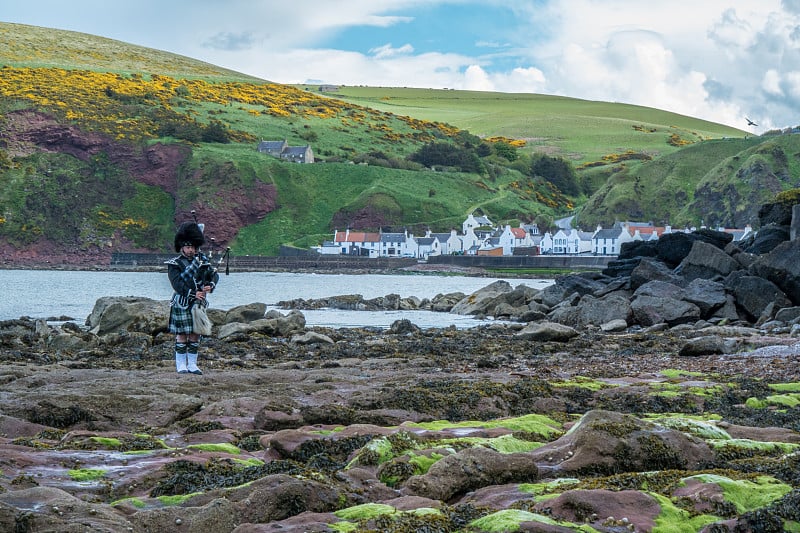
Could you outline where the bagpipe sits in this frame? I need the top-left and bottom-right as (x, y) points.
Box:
(192, 210), (231, 282)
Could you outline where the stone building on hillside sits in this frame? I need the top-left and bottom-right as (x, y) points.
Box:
(257, 139), (314, 163)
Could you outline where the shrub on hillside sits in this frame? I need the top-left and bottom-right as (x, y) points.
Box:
(531, 155), (579, 196)
(408, 142), (484, 173)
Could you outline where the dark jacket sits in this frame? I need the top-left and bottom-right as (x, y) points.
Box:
(165, 254), (219, 308)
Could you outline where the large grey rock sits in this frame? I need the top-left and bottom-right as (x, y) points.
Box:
(515, 321), (579, 342)
(429, 292), (467, 312)
(712, 294), (741, 321)
(217, 310), (305, 339)
(496, 284), (540, 306)
(682, 278), (728, 317)
(291, 331), (334, 345)
(224, 302), (268, 323)
(85, 296), (170, 336)
(547, 304), (580, 327)
(679, 336), (737, 356)
(743, 224), (790, 255)
(775, 306), (800, 324)
(630, 257), (682, 290)
(674, 240), (741, 282)
(539, 274), (608, 307)
(618, 240), (658, 260)
(633, 280), (685, 300)
(630, 295), (701, 327)
(750, 238), (800, 304)
(758, 199), (795, 226)
(727, 275), (792, 321)
(573, 293), (631, 328)
(602, 257), (641, 278)
(450, 280), (513, 315)
(656, 229), (731, 267)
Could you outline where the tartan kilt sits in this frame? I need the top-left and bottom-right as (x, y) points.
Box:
(169, 305), (194, 334)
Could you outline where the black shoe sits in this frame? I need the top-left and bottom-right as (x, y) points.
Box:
(177, 370), (189, 374)
(189, 369), (203, 375)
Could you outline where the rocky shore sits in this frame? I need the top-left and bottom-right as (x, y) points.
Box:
(2, 199), (800, 532)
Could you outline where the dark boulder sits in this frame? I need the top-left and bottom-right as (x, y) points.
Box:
(540, 273), (608, 307)
(630, 257), (683, 290)
(618, 239), (658, 260)
(633, 280), (685, 300)
(673, 240), (741, 282)
(655, 232), (700, 267)
(630, 295), (700, 327)
(758, 198), (795, 226)
(750, 238), (800, 304)
(727, 275), (792, 321)
(743, 223), (790, 255)
(602, 257), (641, 278)
(682, 278), (728, 317)
(656, 229), (732, 267)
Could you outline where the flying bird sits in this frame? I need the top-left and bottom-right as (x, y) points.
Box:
(746, 117), (758, 126)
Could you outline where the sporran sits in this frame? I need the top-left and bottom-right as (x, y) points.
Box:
(191, 300), (213, 336)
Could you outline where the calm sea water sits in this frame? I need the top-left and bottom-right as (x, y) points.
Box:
(4, 270), (553, 329)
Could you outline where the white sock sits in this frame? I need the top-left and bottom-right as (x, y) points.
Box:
(187, 352), (201, 373)
(175, 343), (188, 373)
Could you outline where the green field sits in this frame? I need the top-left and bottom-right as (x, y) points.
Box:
(319, 86), (748, 164)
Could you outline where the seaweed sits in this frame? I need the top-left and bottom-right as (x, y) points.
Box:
(149, 457), (304, 496)
(25, 401), (94, 429)
(181, 420), (225, 434)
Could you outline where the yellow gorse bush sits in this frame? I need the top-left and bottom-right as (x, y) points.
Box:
(0, 66), (459, 143)
(485, 136), (527, 148)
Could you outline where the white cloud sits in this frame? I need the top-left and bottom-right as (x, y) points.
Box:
(762, 69), (783, 96)
(369, 43), (415, 59)
(708, 8), (755, 50)
(463, 65), (494, 91)
(4, 0), (800, 130)
(511, 0), (797, 130)
(787, 71), (800, 102)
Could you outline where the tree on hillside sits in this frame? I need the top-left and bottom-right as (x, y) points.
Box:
(531, 155), (579, 196)
(202, 120), (232, 143)
(492, 141), (518, 162)
(409, 142), (484, 173)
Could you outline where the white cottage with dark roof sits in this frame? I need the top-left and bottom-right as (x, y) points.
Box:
(257, 139), (314, 163)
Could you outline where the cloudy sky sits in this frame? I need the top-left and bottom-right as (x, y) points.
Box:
(4, 1), (799, 132)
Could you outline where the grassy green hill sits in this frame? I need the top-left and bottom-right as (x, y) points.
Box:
(317, 86), (747, 164)
(0, 22), (796, 262)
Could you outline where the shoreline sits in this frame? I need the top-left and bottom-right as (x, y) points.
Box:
(1, 262), (562, 279)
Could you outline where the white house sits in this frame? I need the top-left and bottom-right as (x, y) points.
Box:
(591, 223), (636, 255)
(416, 237), (441, 259)
(539, 232), (554, 254)
(332, 230), (382, 257)
(462, 213), (493, 234)
(461, 226), (482, 252)
(521, 222), (541, 236)
(430, 230), (463, 254)
(577, 230), (595, 253)
(380, 231), (418, 257)
(551, 229), (581, 254)
(510, 226), (535, 248)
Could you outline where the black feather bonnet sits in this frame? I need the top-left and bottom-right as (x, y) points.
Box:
(174, 222), (205, 252)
